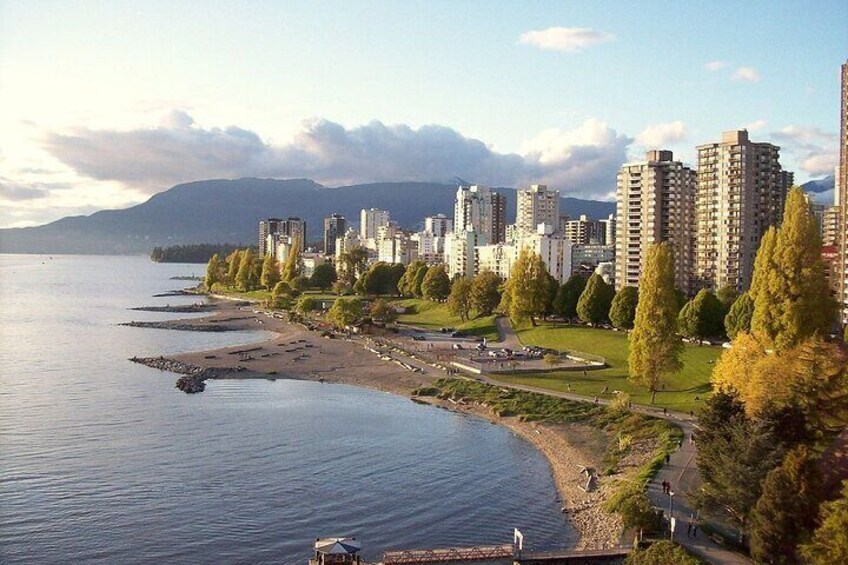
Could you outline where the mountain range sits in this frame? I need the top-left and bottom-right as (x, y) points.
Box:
(0, 179), (616, 255)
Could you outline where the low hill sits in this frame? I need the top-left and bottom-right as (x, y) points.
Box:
(0, 178), (616, 254)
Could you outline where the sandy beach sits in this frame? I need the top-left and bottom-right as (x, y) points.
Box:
(132, 297), (654, 549)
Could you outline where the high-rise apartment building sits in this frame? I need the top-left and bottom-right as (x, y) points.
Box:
(516, 184), (560, 235)
(454, 185), (494, 243)
(492, 192), (507, 243)
(695, 130), (792, 292)
(258, 218), (282, 256)
(615, 150), (696, 293)
(564, 215), (606, 245)
(838, 61), (848, 325)
(424, 214), (453, 237)
(279, 217), (307, 250)
(360, 208), (390, 241)
(600, 214), (616, 247)
(323, 214), (346, 256)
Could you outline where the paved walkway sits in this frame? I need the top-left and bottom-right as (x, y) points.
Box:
(484, 317), (751, 565)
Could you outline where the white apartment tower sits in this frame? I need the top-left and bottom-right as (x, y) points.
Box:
(838, 61), (848, 324)
(516, 184), (560, 235)
(424, 214), (453, 237)
(695, 130), (792, 292)
(454, 185), (494, 243)
(360, 208), (390, 241)
(615, 150), (696, 293)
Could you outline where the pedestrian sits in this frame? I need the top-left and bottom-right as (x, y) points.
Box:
(665, 453), (670, 465)
(583, 369), (588, 377)
(663, 407), (668, 415)
(687, 521), (692, 538)
(594, 396), (599, 404)
(692, 524), (698, 538)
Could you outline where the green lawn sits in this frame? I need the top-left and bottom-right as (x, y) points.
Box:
(493, 322), (719, 413)
(394, 298), (499, 340)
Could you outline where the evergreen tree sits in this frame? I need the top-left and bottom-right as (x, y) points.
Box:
(470, 271), (501, 316)
(280, 237), (303, 283)
(309, 263), (337, 291)
(609, 286), (638, 330)
(577, 273), (614, 325)
(553, 275), (587, 320)
(260, 254), (280, 290)
(236, 248), (256, 291)
(749, 447), (822, 564)
(503, 247), (554, 326)
(628, 243), (682, 403)
(751, 188), (836, 350)
(678, 289), (724, 341)
(724, 291), (754, 339)
(447, 277), (473, 322)
(205, 253), (222, 290)
(421, 266), (451, 301)
(800, 481), (848, 565)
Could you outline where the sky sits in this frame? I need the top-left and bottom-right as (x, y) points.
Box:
(1, 0), (846, 228)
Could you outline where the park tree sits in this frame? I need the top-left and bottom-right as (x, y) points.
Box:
(398, 261), (426, 296)
(226, 249), (242, 284)
(260, 254), (281, 290)
(356, 262), (397, 295)
(369, 298), (398, 325)
(338, 247), (369, 286)
(331, 280), (349, 296)
(609, 286), (638, 330)
(628, 243), (682, 403)
(749, 447), (823, 564)
(751, 188), (836, 350)
(326, 297), (363, 329)
(502, 247), (554, 326)
(695, 395), (785, 529)
(577, 273), (614, 325)
(716, 285), (739, 311)
(296, 296), (316, 315)
(624, 541), (702, 565)
(205, 253), (223, 290)
(280, 238), (303, 283)
(470, 270), (501, 316)
(800, 481), (848, 565)
(421, 266), (451, 301)
(412, 265), (429, 297)
(724, 291), (754, 339)
(678, 289), (725, 341)
(605, 481), (663, 532)
(552, 274), (586, 320)
(447, 277), (473, 322)
(310, 262), (337, 291)
(236, 248), (257, 291)
(388, 264), (406, 296)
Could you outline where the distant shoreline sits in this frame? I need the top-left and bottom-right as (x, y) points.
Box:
(129, 297), (632, 550)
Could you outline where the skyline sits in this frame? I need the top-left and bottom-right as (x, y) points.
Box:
(1, 1), (846, 229)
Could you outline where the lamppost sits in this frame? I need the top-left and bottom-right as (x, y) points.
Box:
(669, 490), (675, 540)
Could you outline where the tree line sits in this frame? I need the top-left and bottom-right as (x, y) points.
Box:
(151, 243), (246, 263)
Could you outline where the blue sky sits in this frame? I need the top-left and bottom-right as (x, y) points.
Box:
(1, 1), (846, 227)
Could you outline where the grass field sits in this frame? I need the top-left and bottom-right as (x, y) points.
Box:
(394, 298), (499, 340)
(492, 322), (719, 413)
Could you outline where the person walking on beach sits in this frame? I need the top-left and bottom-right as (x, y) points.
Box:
(692, 523), (698, 538)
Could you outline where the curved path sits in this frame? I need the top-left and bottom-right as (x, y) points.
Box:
(485, 317), (751, 565)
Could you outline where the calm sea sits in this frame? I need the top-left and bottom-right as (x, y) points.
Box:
(0, 255), (573, 564)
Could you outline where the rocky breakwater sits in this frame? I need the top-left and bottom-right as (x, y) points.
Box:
(120, 320), (231, 332)
(130, 304), (214, 313)
(129, 356), (245, 393)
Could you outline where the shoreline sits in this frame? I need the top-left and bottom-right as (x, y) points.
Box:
(129, 297), (632, 549)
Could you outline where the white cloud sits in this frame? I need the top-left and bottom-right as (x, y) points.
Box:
(744, 119), (767, 132)
(518, 27), (614, 53)
(39, 114), (632, 202)
(634, 121), (686, 147)
(731, 67), (761, 83)
(704, 61), (728, 72)
(772, 125), (838, 177)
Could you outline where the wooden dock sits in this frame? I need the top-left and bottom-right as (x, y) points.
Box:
(382, 544), (514, 564)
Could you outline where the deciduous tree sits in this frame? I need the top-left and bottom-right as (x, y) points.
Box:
(398, 261), (426, 296)
(260, 254), (281, 290)
(628, 243), (682, 403)
(800, 481), (848, 565)
(326, 297), (363, 329)
(678, 289), (724, 341)
(447, 277), (473, 322)
(309, 263), (337, 291)
(236, 248), (257, 291)
(421, 266), (451, 301)
(609, 286), (638, 330)
(577, 273), (614, 325)
(280, 237), (303, 283)
(369, 298), (397, 325)
(296, 296), (316, 315)
(503, 247), (554, 326)
(205, 253), (223, 290)
(470, 271), (501, 316)
(553, 275), (587, 320)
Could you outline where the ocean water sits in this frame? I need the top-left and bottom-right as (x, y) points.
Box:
(0, 255), (573, 564)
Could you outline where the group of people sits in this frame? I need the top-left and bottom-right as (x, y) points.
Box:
(660, 479), (672, 495)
